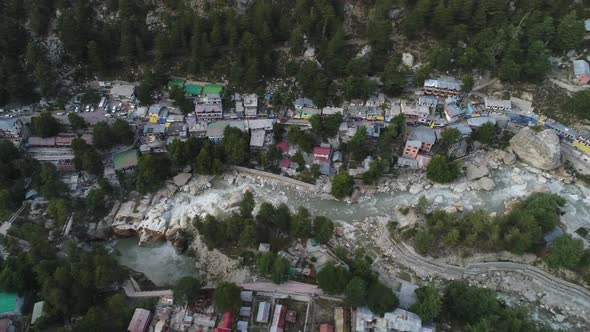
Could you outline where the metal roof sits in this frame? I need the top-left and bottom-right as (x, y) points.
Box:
(110, 84), (135, 98)
(408, 127), (437, 145)
(249, 130), (266, 147)
(127, 308), (151, 332)
(184, 84), (202, 95)
(202, 84), (224, 95)
(573, 59), (590, 76)
(484, 97), (512, 110)
(424, 78), (462, 91)
(406, 140), (422, 148)
(467, 117), (497, 127)
(113, 149), (139, 170)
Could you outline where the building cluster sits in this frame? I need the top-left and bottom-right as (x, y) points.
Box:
(355, 307), (433, 332)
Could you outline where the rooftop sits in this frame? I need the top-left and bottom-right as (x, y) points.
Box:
(110, 84), (135, 98)
(408, 127), (437, 145)
(294, 97), (315, 109)
(0, 293), (17, 313)
(424, 77), (462, 91)
(202, 83), (224, 95)
(573, 59), (590, 76)
(184, 84), (202, 96)
(467, 117), (497, 127)
(167, 79), (185, 90)
(484, 97), (512, 110)
(127, 308), (151, 332)
(406, 140), (422, 148)
(250, 130), (266, 147)
(113, 149), (139, 170)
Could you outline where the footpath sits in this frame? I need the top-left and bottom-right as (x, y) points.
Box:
(231, 166), (318, 191)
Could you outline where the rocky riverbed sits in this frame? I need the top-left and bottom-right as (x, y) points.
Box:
(104, 147), (590, 326)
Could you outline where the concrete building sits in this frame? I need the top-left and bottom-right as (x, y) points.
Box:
(110, 84), (135, 101)
(418, 96), (441, 107)
(407, 127), (437, 153)
(383, 309), (422, 332)
(400, 100), (430, 119)
(322, 107), (344, 116)
(0, 118), (24, 145)
(195, 103), (223, 121)
(443, 98), (466, 122)
(574, 59), (590, 84)
(256, 302), (271, 323)
(294, 97), (315, 110)
(243, 94), (258, 118)
(423, 77), (462, 97)
(127, 308), (151, 332)
(270, 304), (286, 332)
(403, 140), (422, 159)
(484, 97), (512, 112)
(467, 117), (497, 128)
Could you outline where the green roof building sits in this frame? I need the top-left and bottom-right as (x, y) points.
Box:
(113, 149), (139, 171)
(202, 84), (224, 95)
(167, 79), (185, 90)
(0, 293), (17, 314)
(184, 84), (203, 96)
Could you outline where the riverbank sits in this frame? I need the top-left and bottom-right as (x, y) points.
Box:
(339, 217), (590, 330)
(105, 148), (590, 327)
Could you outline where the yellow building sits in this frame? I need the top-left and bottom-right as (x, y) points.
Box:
(149, 113), (159, 123)
(574, 139), (590, 154)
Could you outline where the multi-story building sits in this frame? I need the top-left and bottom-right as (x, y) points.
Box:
(402, 127), (437, 161)
(423, 77), (462, 97)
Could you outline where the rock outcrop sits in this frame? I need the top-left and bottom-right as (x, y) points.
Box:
(466, 164), (490, 181)
(477, 177), (496, 191)
(509, 128), (561, 170)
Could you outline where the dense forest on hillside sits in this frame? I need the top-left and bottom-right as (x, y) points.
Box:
(0, 0), (588, 107)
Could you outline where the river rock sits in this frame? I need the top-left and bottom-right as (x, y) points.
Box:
(477, 177), (496, 191)
(501, 149), (517, 165)
(511, 172), (526, 185)
(444, 206), (458, 214)
(466, 164), (490, 181)
(409, 183), (423, 194)
(555, 314), (565, 323)
(509, 127), (561, 171)
(536, 174), (547, 184)
(448, 139), (468, 159)
(453, 183), (467, 193)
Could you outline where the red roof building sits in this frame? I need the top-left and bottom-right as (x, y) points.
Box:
(215, 312), (233, 332)
(276, 141), (289, 153)
(320, 323), (334, 332)
(270, 304), (286, 332)
(313, 146), (331, 162)
(279, 159), (291, 169)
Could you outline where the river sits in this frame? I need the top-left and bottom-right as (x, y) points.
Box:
(112, 238), (197, 286)
(113, 164), (590, 286)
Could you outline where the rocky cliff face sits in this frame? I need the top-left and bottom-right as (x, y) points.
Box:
(509, 127), (561, 171)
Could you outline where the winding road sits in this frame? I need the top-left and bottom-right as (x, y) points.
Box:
(372, 223), (590, 324)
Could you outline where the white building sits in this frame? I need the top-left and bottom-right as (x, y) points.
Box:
(484, 97), (512, 112)
(109, 84), (135, 100)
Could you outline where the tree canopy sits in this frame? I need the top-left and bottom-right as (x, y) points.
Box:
(31, 112), (60, 137)
(173, 277), (201, 304)
(426, 155), (461, 183)
(331, 172), (354, 199)
(213, 282), (241, 312)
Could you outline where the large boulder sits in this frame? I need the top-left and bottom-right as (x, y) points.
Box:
(509, 127), (561, 171)
(477, 177), (496, 191)
(466, 164), (490, 181)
